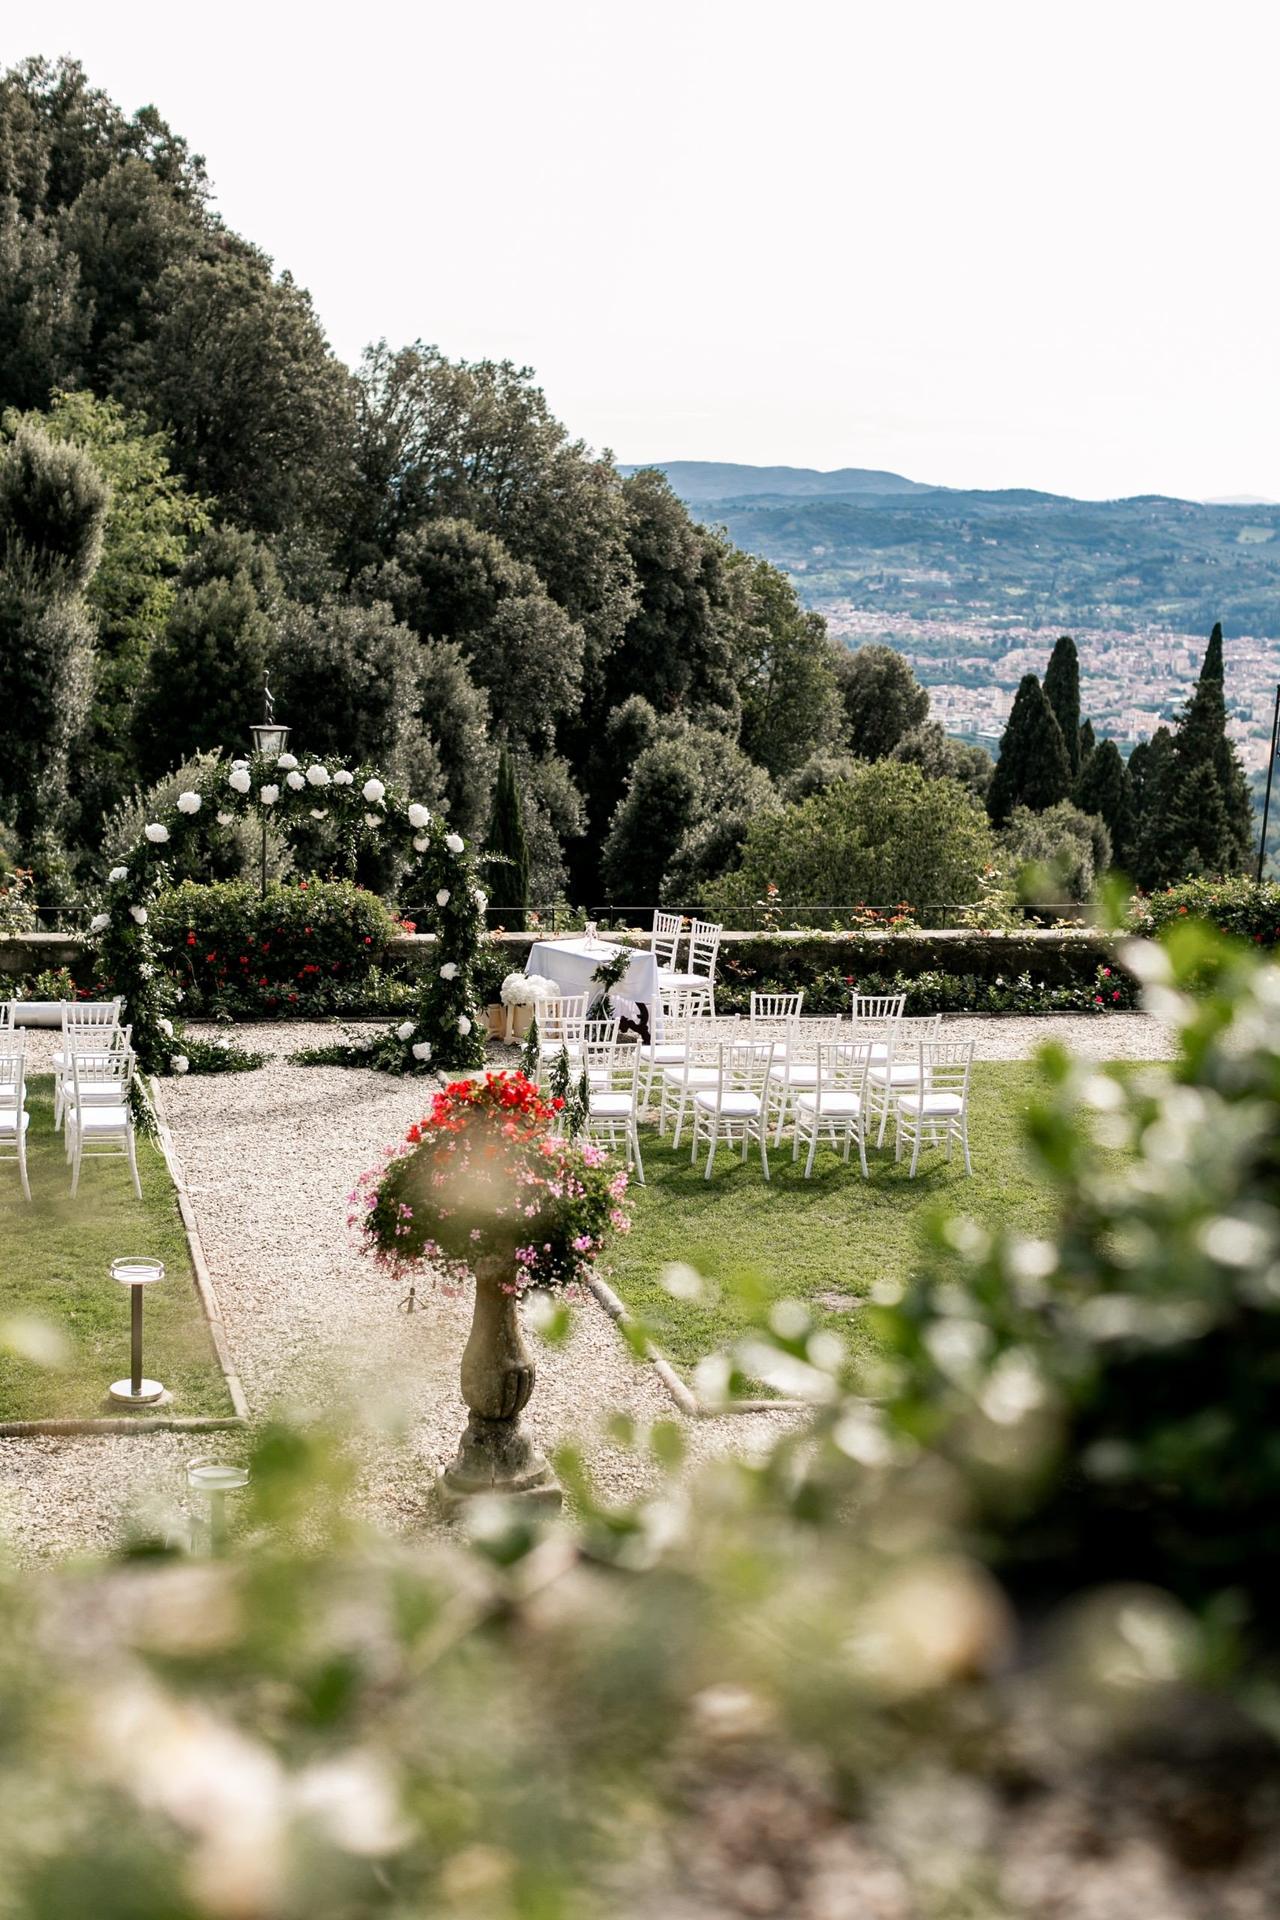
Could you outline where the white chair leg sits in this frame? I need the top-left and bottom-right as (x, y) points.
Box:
(127, 1128), (142, 1201)
(961, 1120), (972, 1176)
(857, 1126), (869, 1179)
(70, 1134), (82, 1198)
(758, 1128), (770, 1182)
(803, 1128), (818, 1179)
(909, 1126), (922, 1178)
(876, 1091), (890, 1148)
(703, 1113), (719, 1180)
(17, 1129), (30, 1202)
(629, 1117), (645, 1186)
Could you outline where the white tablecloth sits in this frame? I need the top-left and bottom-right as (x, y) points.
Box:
(525, 938), (662, 1037)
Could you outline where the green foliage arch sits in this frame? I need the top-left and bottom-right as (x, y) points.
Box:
(86, 749), (487, 1079)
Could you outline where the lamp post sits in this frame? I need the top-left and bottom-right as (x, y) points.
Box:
(249, 673), (290, 899)
(108, 1256), (166, 1405)
(186, 1458), (250, 1554)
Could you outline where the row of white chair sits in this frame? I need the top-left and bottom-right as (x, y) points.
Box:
(0, 999), (143, 1201)
(650, 914), (722, 1015)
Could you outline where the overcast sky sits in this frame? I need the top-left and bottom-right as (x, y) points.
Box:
(9, 0), (1279, 500)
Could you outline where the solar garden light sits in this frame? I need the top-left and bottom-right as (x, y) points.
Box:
(108, 1256), (166, 1405)
(186, 1458), (251, 1554)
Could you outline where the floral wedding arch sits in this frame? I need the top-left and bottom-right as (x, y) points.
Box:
(85, 750), (488, 1080)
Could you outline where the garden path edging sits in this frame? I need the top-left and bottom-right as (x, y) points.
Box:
(587, 1273), (806, 1419)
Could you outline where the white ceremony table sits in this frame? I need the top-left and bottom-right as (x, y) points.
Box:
(524, 937), (663, 1039)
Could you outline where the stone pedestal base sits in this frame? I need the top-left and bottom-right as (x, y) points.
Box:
(440, 1414), (562, 1508)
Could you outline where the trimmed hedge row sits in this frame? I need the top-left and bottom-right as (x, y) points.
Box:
(1127, 878), (1280, 949)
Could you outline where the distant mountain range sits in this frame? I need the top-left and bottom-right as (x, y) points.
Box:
(621, 462), (1280, 638)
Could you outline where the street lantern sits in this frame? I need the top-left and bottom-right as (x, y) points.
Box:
(108, 1256), (166, 1404)
(249, 672), (290, 760)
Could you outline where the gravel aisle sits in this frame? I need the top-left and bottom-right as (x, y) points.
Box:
(0, 1011), (1173, 1559)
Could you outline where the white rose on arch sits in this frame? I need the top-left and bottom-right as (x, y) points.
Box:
(170, 1055), (189, 1075)
(457, 1015), (472, 1036)
(332, 769), (354, 786)
(445, 832), (464, 855)
(129, 905), (148, 925)
(396, 1021), (414, 1040)
(436, 888), (450, 907)
(412, 835), (429, 853)
(408, 803), (431, 829)
(411, 1040), (432, 1062)
(176, 791), (201, 815)
(364, 813), (382, 830)
(260, 785), (280, 806)
(362, 778), (385, 804)
(108, 866), (128, 885)
(89, 912), (110, 934)
(228, 767), (251, 794)
(277, 753), (299, 770)
(144, 822), (169, 844)
(306, 764), (330, 787)
(286, 770), (306, 791)
(159, 1018), (174, 1038)
(309, 808), (327, 821)
(216, 811), (235, 826)
(439, 961), (458, 981)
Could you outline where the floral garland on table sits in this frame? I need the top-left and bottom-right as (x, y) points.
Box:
(350, 1070), (630, 1299)
(85, 750), (488, 1085)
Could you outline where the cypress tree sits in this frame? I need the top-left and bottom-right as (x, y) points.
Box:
(987, 675), (1072, 825)
(1043, 636), (1082, 776)
(1074, 738), (1135, 870)
(1078, 717), (1096, 768)
(484, 746), (529, 930)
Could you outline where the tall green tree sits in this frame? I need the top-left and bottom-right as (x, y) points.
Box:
(0, 423), (107, 841)
(987, 675), (1072, 825)
(1131, 625), (1254, 886)
(483, 747), (529, 929)
(1073, 737), (1135, 870)
(730, 555), (842, 778)
(831, 644), (929, 760)
(891, 722), (994, 803)
(1043, 635), (1082, 776)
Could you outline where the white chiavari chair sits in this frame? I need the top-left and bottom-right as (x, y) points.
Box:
(661, 1015), (741, 1144)
(0, 1041), (31, 1201)
(895, 1038), (975, 1177)
(67, 1046), (142, 1200)
(649, 910), (684, 976)
(582, 1016), (645, 1183)
(662, 918), (722, 1016)
(865, 1014), (944, 1146)
(793, 1042), (870, 1179)
(690, 1038), (775, 1181)
(52, 998), (122, 1130)
(764, 1016), (847, 1145)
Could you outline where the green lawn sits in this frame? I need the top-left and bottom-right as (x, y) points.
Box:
(607, 1061), (1110, 1373)
(0, 1078), (232, 1421)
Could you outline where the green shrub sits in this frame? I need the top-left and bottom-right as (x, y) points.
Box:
(149, 878), (402, 1016)
(0, 868), (36, 935)
(1127, 876), (1280, 948)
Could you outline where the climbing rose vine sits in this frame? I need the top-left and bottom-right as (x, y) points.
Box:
(351, 1072), (630, 1294)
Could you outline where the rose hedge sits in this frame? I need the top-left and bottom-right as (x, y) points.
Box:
(149, 879), (404, 1016)
(84, 750), (487, 1078)
(1127, 877), (1280, 949)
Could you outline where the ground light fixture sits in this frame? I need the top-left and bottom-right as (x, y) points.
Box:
(186, 1459), (250, 1553)
(249, 673), (290, 897)
(107, 1256), (167, 1405)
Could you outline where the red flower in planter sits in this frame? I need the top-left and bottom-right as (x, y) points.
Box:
(186, 931), (196, 947)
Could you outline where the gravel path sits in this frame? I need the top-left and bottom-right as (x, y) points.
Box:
(0, 1011), (1175, 1558)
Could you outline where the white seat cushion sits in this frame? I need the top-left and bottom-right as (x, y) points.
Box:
(898, 1092), (963, 1117)
(662, 972), (711, 991)
(693, 1090), (761, 1116)
(589, 1092), (635, 1117)
(770, 1061), (825, 1086)
(75, 1104), (131, 1133)
(662, 1064), (718, 1086)
(0, 1109), (30, 1135)
(868, 1063), (923, 1086)
(0, 1082), (21, 1104)
(843, 1042), (890, 1064)
(65, 1079), (124, 1101)
(638, 1043), (686, 1063)
(796, 1091), (864, 1115)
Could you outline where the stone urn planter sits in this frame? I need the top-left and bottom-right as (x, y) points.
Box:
(350, 1070), (630, 1512)
(441, 1253), (560, 1506)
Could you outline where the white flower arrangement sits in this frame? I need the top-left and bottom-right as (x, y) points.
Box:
(332, 769), (354, 786)
(89, 912), (110, 934)
(231, 758), (249, 770)
(170, 1055), (189, 1075)
(176, 791), (201, 815)
(439, 961), (458, 981)
(260, 784), (280, 806)
(445, 832), (464, 855)
(411, 1040), (432, 1062)
(396, 1021), (414, 1040)
(457, 1015), (472, 1036)
(216, 811), (235, 826)
(129, 905), (148, 925)
(306, 764), (330, 787)
(144, 822), (170, 844)
(364, 813), (382, 830)
(412, 835), (429, 853)
(362, 778), (386, 804)
(436, 888), (450, 907)
(473, 889), (489, 914)
(286, 770), (306, 791)
(108, 866), (128, 884)
(277, 753), (299, 770)
(228, 767), (251, 794)
(159, 1018), (174, 1038)
(500, 971), (545, 1008)
(408, 803), (431, 829)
